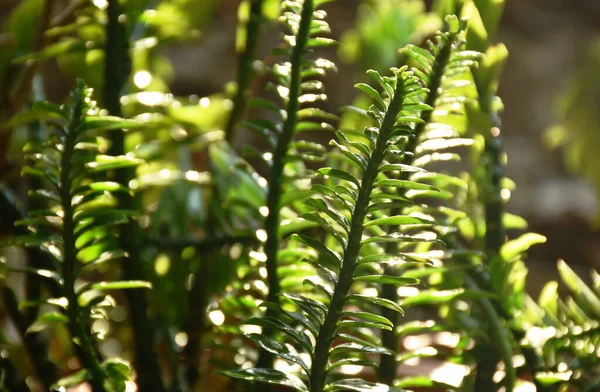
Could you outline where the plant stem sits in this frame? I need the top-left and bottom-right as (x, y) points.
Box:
(378, 276), (399, 385)
(483, 120), (504, 255)
(470, 64), (505, 257)
(104, 0), (130, 106)
(24, 89), (45, 326)
(379, 36), (453, 385)
(311, 74), (407, 392)
(184, 255), (210, 387)
(104, 1), (166, 391)
(467, 266), (549, 391)
(472, 70), (509, 391)
(61, 96), (106, 392)
(225, 0), (265, 143)
(185, 0), (264, 371)
(464, 276), (515, 392)
(256, 0), (315, 372)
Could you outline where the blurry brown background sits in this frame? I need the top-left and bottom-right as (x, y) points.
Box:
(2, 0), (599, 291)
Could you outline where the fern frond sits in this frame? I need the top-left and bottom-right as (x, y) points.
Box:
(522, 260), (600, 389)
(306, 66), (436, 392)
(225, 65), (436, 392)
(237, 0), (338, 371)
(210, 0), (337, 377)
(4, 81), (149, 391)
(369, 16), (481, 384)
(257, 0), (336, 291)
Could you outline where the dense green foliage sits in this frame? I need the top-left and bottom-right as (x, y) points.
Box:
(0, 0), (598, 391)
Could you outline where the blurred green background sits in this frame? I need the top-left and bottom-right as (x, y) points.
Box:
(1, 0), (600, 390)
(2, 0), (596, 288)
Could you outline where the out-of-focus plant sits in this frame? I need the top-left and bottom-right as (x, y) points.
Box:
(2, 81), (151, 391)
(339, 0), (440, 72)
(376, 18), (481, 387)
(522, 259), (600, 390)
(545, 38), (600, 223)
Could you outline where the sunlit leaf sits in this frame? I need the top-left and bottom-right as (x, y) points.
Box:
(221, 369), (308, 392)
(26, 312), (68, 334)
(51, 369), (88, 389)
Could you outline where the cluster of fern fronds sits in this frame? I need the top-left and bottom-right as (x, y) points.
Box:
(0, 0), (598, 392)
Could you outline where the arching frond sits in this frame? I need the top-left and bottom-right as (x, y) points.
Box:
(224, 64), (439, 391)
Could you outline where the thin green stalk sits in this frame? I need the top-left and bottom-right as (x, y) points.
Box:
(379, 36), (453, 385)
(512, 327), (551, 391)
(184, 0), (264, 373)
(225, 0), (265, 143)
(445, 224), (545, 392)
(184, 255), (210, 386)
(184, 184), (222, 387)
(24, 78), (43, 329)
(464, 276), (515, 392)
(378, 275), (399, 384)
(473, 72), (505, 257)
(472, 72), (509, 391)
(467, 264), (550, 391)
(310, 75), (408, 392)
(104, 1), (166, 391)
(483, 121), (504, 254)
(104, 0), (130, 110)
(256, 0), (315, 371)
(61, 98), (106, 392)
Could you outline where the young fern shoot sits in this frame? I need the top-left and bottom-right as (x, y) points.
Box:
(225, 66), (440, 391)
(8, 81), (150, 391)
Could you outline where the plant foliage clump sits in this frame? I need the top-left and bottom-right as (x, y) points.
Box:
(0, 0), (597, 392)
